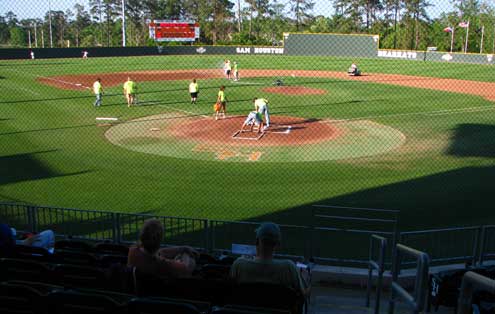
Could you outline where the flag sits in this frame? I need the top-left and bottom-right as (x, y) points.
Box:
(443, 26), (453, 33)
(459, 21), (469, 28)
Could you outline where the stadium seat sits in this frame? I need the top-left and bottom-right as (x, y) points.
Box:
(199, 264), (232, 280)
(228, 282), (303, 314)
(43, 289), (125, 314)
(212, 304), (290, 314)
(0, 258), (53, 283)
(94, 242), (129, 256)
(5, 280), (63, 295)
(98, 253), (128, 267)
(161, 277), (234, 305)
(52, 264), (107, 289)
(128, 297), (202, 314)
(54, 239), (94, 253)
(14, 244), (52, 261)
(53, 249), (98, 266)
(0, 282), (44, 314)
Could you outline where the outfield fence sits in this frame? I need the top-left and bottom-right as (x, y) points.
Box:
(1, 202), (494, 266)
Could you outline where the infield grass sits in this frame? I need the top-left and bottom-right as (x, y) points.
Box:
(1, 55), (495, 232)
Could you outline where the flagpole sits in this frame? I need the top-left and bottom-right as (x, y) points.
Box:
(464, 19), (470, 53)
(480, 25), (485, 54)
(450, 27), (455, 53)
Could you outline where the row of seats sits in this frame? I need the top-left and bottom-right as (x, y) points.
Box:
(0, 281), (289, 314)
(429, 265), (495, 313)
(0, 257), (303, 314)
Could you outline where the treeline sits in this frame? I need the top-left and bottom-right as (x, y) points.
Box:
(1, 0), (495, 53)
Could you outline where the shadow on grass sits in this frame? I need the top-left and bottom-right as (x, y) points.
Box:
(446, 123), (495, 158)
(0, 150), (92, 186)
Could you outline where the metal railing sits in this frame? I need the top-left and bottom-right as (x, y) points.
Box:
(310, 205), (399, 265)
(457, 271), (495, 314)
(3, 201), (495, 266)
(400, 226), (481, 266)
(366, 234), (387, 314)
(478, 225), (495, 266)
(388, 244), (430, 314)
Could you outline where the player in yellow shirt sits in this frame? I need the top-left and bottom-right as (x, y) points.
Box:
(123, 77), (137, 107)
(93, 78), (103, 107)
(189, 79), (199, 104)
(215, 85), (227, 120)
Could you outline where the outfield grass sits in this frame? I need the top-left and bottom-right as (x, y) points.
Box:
(1, 55), (494, 231)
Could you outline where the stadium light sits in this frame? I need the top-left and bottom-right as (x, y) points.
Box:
(122, 0), (126, 47)
(48, 0), (53, 48)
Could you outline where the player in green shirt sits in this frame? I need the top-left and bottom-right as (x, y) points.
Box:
(215, 85), (227, 120)
(123, 77), (137, 107)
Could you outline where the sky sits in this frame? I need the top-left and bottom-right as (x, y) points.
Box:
(1, 0), (456, 21)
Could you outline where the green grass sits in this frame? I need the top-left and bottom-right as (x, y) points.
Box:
(1, 55), (495, 232)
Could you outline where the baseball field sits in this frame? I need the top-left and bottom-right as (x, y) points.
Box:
(1, 54), (495, 231)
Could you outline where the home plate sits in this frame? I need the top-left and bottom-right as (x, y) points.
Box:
(150, 128), (160, 131)
(75, 83), (82, 86)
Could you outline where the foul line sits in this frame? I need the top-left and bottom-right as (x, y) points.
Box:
(322, 106), (495, 124)
(38, 75), (91, 89)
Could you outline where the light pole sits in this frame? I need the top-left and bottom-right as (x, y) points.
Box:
(28, 29), (32, 48)
(48, 0), (53, 48)
(33, 22), (38, 47)
(121, 0), (126, 47)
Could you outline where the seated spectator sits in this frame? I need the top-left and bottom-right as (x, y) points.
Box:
(127, 218), (198, 278)
(0, 223), (15, 257)
(19, 229), (55, 253)
(230, 222), (310, 296)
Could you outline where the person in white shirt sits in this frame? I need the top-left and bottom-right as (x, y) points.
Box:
(189, 79), (199, 104)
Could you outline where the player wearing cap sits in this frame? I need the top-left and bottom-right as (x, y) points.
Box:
(230, 222), (310, 297)
(254, 97), (270, 130)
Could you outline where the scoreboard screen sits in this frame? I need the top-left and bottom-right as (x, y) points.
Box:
(149, 20), (200, 42)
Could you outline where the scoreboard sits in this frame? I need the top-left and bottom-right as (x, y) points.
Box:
(149, 20), (200, 42)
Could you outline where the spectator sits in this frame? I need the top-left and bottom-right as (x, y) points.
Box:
(230, 222), (310, 296)
(127, 218), (198, 278)
(20, 229), (55, 253)
(0, 223), (15, 257)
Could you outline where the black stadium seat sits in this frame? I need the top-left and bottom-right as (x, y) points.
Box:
(94, 242), (129, 256)
(0, 258), (53, 283)
(53, 264), (107, 289)
(228, 282), (303, 314)
(0, 282), (44, 314)
(43, 290), (124, 314)
(54, 240), (94, 253)
(128, 297), (202, 314)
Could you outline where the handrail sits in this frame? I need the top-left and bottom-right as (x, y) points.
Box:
(457, 271), (495, 314)
(388, 244), (429, 314)
(366, 234), (387, 314)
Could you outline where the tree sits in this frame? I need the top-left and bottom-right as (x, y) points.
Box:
(9, 26), (25, 47)
(288, 0), (315, 31)
(72, 4), (91, 47)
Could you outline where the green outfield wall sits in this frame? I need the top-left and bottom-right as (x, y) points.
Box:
(283, 33), (379, 57)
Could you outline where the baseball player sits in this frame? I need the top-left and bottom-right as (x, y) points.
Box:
(215, 85), (227, 120)
(254, 97), (270, 130)
(189, 79), (199, 104)
(123, 77), (137, 107)
(240, 111), (264, 134)
(93, 78), (103, 107)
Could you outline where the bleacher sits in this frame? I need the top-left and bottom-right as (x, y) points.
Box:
(3, 238), (495, 314)
(0, 239), (307, 314)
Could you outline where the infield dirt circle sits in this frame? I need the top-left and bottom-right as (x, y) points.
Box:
(105, 113), (406, 162)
